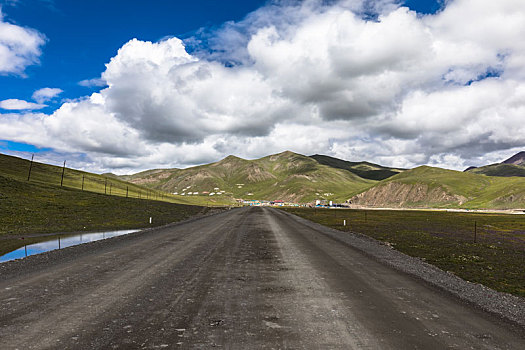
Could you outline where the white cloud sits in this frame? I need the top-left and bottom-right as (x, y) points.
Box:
(78, 77), (107, 88)
(0, 9), (45, 75)
(0, 98), (46, 110)
(2, 0), (525, 173)
(32, 87), (63, 103)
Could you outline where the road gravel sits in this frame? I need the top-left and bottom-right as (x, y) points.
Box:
(0, 206), (523, 349)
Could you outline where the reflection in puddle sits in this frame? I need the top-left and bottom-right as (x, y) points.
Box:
(0, 229), (140, 263)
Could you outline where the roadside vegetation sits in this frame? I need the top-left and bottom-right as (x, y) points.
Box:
(283, 208), (525, 297)
(0, 153), (216, 257)
(0, 174), (208, 256)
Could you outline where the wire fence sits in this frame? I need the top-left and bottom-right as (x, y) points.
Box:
(23, 155), (172, 202)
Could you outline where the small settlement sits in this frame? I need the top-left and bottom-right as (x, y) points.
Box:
(171, 185), (347, 208)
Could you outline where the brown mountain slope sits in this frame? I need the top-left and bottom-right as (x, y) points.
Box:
(118, 151), (376, 203)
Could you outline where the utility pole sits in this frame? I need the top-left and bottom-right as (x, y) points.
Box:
(27, 154), (34, 181)
(60, 160), (66, 187)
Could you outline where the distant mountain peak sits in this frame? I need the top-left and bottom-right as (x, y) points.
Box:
(273, 150), (300, 158)
(502, 151), (525, 166)
(222, 155), (244, 161)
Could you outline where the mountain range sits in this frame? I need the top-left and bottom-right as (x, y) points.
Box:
(117, 150), (525, 209)
(118, 151), (381, 203)
(2, 150), (524, 209)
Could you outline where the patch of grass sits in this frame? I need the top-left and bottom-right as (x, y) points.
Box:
(0, 173), (209, 256)
(282, 208), (525, 297)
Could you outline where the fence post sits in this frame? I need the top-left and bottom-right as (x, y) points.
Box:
(474, 221), (477, 243)
(104, 178), (107, 194)
(60, 160), (66, 187)
(110, 183), (112, 195)
(81, 175), (85, 191)
(27, 154), (34, 181)
(126, 186), (129, 198)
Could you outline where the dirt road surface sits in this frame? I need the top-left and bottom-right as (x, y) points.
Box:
(0, 207), (523, 349)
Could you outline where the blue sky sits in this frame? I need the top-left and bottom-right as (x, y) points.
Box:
(1, 0), (441, 110)
(1, 0), (523, 173)
(0, 0), (269, 111)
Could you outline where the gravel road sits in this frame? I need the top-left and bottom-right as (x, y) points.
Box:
(0, 206), (523, 349)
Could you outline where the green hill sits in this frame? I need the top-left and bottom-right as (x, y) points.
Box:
(464, 151), (525, 177)
(0, 153), (210, 255)
(467, 163), (525, 177)
(310, 154), (404, 180)
(0, 153), (229, 207)
(349, 166), (525, 209)
(0, 153), (167, 200)
(120, 151), (376, 203)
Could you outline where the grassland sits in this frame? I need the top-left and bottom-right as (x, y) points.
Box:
(283, 207), (525, 297)
(0, 173), (209, 256)
(0, 153), (220, 257)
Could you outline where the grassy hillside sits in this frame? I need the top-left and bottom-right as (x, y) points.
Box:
(121, 151), (376, 203)
(0, 153), (170, 200)
(0, 173), (204, 237)
(310, 154), (403, 180)
(464, 151), (525, 177)
(0, 153), (231, 206)
(467, 163), (525, 177)
(0, 173), (208, 256)
(349, 166), (525, 209)
(0, 153), (213, 256)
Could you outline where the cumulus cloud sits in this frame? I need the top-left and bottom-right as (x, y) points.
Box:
(2, 0), (525, 173)
(0, 9), (45, 75)
(0, 98), (46, 110)
(32, 87), (63, 103)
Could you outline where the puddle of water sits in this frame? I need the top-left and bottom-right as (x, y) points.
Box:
(0, 229), (140, 263)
